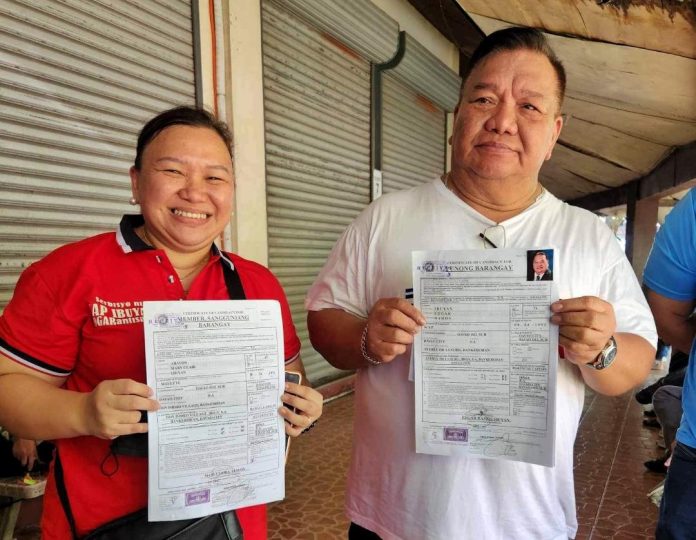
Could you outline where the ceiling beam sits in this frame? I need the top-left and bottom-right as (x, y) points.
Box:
(640, 140), (696, 199)
(568, 141), (696, 211)
(406, 0), (484, 74)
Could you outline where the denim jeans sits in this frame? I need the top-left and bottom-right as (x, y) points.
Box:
(656, 441), (696, 539)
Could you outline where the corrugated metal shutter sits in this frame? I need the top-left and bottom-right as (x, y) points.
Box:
(0, 0), (196, 310)
(389, 33), (461, 112)
(281, 0), (398, 63)
(262, 0), (370, 386)
(382, 73), (446, 194)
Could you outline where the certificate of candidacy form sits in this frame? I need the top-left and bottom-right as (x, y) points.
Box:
(412, 249), (559, 467)
(143, 300), (286, 521)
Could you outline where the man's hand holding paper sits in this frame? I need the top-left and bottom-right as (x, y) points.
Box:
(364, 298), (426, 364)
(550, 296), (616, 365)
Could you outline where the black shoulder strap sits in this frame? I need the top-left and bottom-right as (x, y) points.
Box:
(220, 256), (246, 300)
(54, 450), (80, 539)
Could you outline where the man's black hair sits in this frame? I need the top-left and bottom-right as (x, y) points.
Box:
(462, 27), (566, 111)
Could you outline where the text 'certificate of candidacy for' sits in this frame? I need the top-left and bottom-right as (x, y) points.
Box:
(143, 300), (286, 521)
(412, 249), (559, 467)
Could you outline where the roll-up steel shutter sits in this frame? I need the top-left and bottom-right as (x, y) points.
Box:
(281, 0), (398, 64)
(389, 33), (461, 112)
(382, 73), (446, 194)
(262, 0), (370, 386)
(0, 0), (196, 310)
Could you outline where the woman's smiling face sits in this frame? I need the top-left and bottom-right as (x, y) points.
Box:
(130, 125), (234, 254)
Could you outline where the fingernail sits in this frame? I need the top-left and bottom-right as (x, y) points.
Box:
(550, 315), (561, 323)
(551, 302), (562, 312)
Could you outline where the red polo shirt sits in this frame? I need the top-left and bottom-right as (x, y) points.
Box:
(0, 215), (300, 539)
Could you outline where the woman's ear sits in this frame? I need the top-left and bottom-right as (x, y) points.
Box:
(129, 166), (140, 201)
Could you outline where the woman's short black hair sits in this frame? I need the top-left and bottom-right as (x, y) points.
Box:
(462, 27), (566, 111)
(134, 106), (233, 169)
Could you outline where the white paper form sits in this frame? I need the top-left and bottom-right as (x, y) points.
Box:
(413, 249), (559, 467)
(143, 300), (285, 521)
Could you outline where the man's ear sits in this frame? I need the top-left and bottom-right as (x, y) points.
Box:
(545, 114), (564, 161)
(448, 105), (462, 146)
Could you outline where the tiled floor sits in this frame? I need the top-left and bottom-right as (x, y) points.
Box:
(268, 393), (354, 539)
(269, 384), (665, 539)
(574, 386), (663, 540)
(14, 382), (664, 540)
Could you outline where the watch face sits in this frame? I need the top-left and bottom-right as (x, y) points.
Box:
(588, 337), (617, 370)
(597, 338), (618, 369)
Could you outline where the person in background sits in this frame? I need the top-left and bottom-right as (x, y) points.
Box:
(12, 437), (49, 472)
(0, 431), (52, 476)
(637, 348), (688, 474)
(644, 187), (696, 539)
(645, 384), (683, 474)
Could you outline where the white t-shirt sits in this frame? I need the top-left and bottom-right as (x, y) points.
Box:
(306, 179), (656, 540)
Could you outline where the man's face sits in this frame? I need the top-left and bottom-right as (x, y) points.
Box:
(533, 254), (548, 274)
(451, 49), (563, 184)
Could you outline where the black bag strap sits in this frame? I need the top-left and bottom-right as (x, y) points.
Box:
(54, 449), (80, 539)
(219, 256), (246, 300)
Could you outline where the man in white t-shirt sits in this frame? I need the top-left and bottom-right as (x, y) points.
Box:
(306, 27), (656, 540)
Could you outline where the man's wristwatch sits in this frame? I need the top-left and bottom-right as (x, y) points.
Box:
(586, 336), (617, 370)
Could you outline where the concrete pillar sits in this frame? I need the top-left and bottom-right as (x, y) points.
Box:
(627, 196), (659, 282)
(195, 0), (216, 110)
(226, 0), (269, 265)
